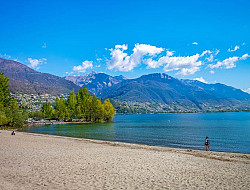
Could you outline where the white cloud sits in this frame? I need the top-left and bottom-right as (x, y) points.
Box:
(105, 43), (248, 76)
(166, 50), (174, 57)
(206, 54), (214, 62)
(208, 54), (249, 69)
(242, 43), (245, 46)
(96, 64), (101, 68)
(200, 50), (212, 57)
(28, 58), (47, 70)
(42, 43), (47, 48)
(241, 53), (249, 60)
(107, 44), (164, 72)
(114, 44), (128, 50)
(243, 88), (250, 94)
(192, 42), (198, 45)
(202, 50), (218, 62)
(145, 52), (204, 76)
(73, 61), (93, 73)
(193, 77), (207, 83)
(107, 44), (220, 76)
(210, 70), (215, 74)
(215, 49), (220, 55)
(202, 50), (220, 63)
(163, 54), (202, 71)
(176, 66), (200, 76)
(228, 45), (240, 52)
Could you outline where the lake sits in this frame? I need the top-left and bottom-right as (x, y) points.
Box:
(20, 112), (250, 153)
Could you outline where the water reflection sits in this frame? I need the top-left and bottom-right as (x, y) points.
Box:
(22, 122), (116, 141)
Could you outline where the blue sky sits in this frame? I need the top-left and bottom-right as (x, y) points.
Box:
(0, 0), (250, 92)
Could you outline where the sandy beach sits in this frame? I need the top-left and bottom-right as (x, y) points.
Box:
(0, 130), (249, 189)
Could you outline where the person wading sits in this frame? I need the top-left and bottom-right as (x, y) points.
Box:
(205, 136), (209, 151)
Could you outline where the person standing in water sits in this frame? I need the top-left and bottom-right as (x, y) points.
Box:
(205, 136), (209, 151)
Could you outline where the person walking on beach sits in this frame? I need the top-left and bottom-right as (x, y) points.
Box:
(205, 136), (209, 151)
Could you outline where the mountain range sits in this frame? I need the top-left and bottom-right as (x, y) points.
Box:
(0, 58), (80, 94)
(1, 58), (250, 112)
(65, 71), (127, 94)
(66, 72), (250, 112)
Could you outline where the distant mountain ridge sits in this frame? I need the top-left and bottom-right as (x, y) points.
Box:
(66, 72), (250, 111)
(65, 71), (127, 94)
(1, 57), (249, 112)
(0, 58), (80, 95)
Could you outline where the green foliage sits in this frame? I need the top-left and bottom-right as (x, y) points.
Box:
(0, 72), (115, 126)
(0, 72), (27, 128)
(76, 87), (91, 120)
(55, 96), (70, 121)
(95, 99), (104, 122)
(103, 99), (115, 122)
(37, 87), (116, 122)
(9, 99), (26, 128)
(41, 102), (52, 119)
(67, 90), (77, 118)
(0, 72), (11, 107)
(0, 106), (8, 126)
(28, 111), (44, 120)
(91, 95), (99, 121)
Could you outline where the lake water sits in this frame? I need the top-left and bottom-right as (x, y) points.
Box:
(20, 112), (250, 153)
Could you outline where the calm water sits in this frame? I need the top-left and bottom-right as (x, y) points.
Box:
(20, 112), (250, 153)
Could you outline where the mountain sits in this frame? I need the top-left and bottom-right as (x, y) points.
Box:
(65, 72), (250, 111)
(3, 57), (247, 112)
(99, 73), (250, 111)
(65, 71), (127, 94)
(0, 58), (80, 94)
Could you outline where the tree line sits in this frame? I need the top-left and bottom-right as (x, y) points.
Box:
(30, 87), (115, 122)
(0, 72), (115, 128)
(0, 72), (27, 128)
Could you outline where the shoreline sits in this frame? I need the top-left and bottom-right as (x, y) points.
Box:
(1, 130), (249, 189)
(9, 130), (250, 164)
(18, 129), (250, 155)
(116, 110), (250, 115)
(25, 120), (109, 127)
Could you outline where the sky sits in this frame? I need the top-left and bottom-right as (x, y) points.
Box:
(0, 0), (250, 92)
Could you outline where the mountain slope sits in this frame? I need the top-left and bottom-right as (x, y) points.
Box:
(98, 73), (250, 111)
(0, 58), (80, 94)
(65, 71), (127, 94)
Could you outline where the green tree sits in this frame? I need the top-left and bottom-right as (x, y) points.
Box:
(85, 95), (93, 121)
(51, 109), (58, 120)
(0, 105), (8, 127)
(67, 90), (77, 118)
(76, 87), (91, 120)
(55, 96), (69, 121)
(39, 87), (116, 123)
(92, 95), (98, 121)
(55, 96), (64, 121)
(0, 72), (11, 107)
(28, 110), (44, 120)
(41, 102), (52, 119)
(95, 99), (104, 122)
(103, 99), (115, 122)
(7, 99), (25, 128)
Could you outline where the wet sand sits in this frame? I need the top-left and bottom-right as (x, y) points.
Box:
(0, 130), (249, 189)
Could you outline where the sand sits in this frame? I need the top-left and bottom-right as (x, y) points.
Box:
(0, 130), (249, 190)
